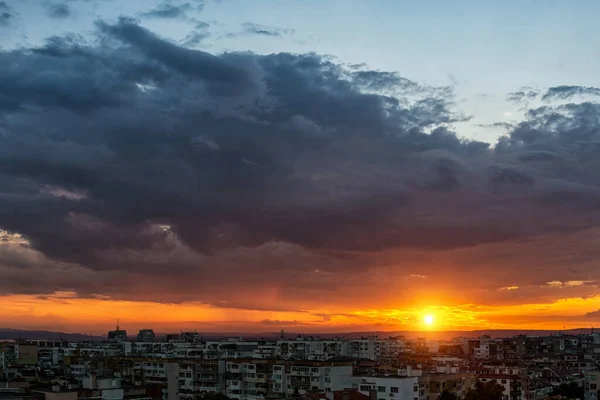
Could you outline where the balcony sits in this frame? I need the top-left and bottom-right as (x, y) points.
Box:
(197, 386), (218, 392)
(197, 377), (217, 383)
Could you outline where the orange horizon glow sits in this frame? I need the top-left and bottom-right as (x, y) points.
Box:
(1, 291), (600, 336)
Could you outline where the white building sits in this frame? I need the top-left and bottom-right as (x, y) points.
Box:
(352, 375), (425, 400)
(133, 360), (179, 400)
(276, 338), (349, 361)
(82, 376), (125, 400)
(270, 362), (353, 398)
(178, 360), (223, 399)
(349, 338), (406, 363)
(585, 370), (600, 400)
(225, 361), (269, 400)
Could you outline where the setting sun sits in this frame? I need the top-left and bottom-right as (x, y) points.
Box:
(424, 315), (434, 325)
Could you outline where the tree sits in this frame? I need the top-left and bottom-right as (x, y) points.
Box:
(551, 382), (584, 400)
(464, 380), (505, 400)
(440, 390), (458, 400)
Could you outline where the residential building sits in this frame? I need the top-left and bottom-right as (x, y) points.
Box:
(137, 331), (156, 343)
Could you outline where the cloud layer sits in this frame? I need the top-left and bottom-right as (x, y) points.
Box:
(1, 18), (600, 323)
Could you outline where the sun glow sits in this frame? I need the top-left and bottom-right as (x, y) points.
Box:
(424, 314), (434, 325)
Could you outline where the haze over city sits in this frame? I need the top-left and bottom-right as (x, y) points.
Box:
(2, 0), (600, 335)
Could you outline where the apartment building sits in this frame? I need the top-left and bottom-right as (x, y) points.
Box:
(177, 359), (223, 399)
(225, 359), (272, 400)
(137, 331), (156, 343)
(131, 360), (179, 400)
(352, 375), (425, 400)
(277, 338), (349, 361)
(271, 360), (354, 398)
(585, 370), (600, 400)
(349, 338), (406, 364)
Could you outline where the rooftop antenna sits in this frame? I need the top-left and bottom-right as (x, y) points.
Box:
(117, 319), (120, 331)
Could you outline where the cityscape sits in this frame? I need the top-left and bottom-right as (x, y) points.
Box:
(2, 324), (600, 400)
(2, 1), (600, 400)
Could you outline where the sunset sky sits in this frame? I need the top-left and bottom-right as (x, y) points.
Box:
(2, 0), (600, 335)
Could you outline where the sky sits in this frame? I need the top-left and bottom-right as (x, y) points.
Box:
(2, 0), (600, 335)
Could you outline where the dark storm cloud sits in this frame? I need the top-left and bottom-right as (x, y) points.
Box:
(2, 20), (600, 303)
(97, 18), (252, 93)
(47, 3), (70, 18)
(242, 22), (294, 37)
(542, 85), (600, 101)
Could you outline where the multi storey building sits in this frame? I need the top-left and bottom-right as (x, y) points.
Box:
(177, 359), (222, 399)
(271, 360), (354, 398)
(585, 370), (600, 400)
(224, 359), (271, 400)
(137, 331), (156, 343)
(352, 375), (425, 400)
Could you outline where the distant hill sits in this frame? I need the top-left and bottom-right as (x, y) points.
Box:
(193, 329), (594, 341)
(0, 328), (95, 341)
(1, 328), (594, 342)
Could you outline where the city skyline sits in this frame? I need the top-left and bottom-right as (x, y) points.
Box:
(2, 0), (600, 333)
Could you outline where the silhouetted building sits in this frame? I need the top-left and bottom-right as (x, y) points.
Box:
(136, 329), (155, 342)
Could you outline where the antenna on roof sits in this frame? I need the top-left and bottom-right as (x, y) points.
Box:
(117, 319), (120, 331)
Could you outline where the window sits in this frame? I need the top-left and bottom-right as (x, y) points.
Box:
(592, 384), (597, 390)
(591, 375), (598, 381)
(501, 380), (507, 384)
(360, 385), (371, 392)
(378, 386), (386, 393)
(391, 387), (399, 393)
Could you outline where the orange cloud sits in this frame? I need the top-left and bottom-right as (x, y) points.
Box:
(2, 291), (600, 335)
